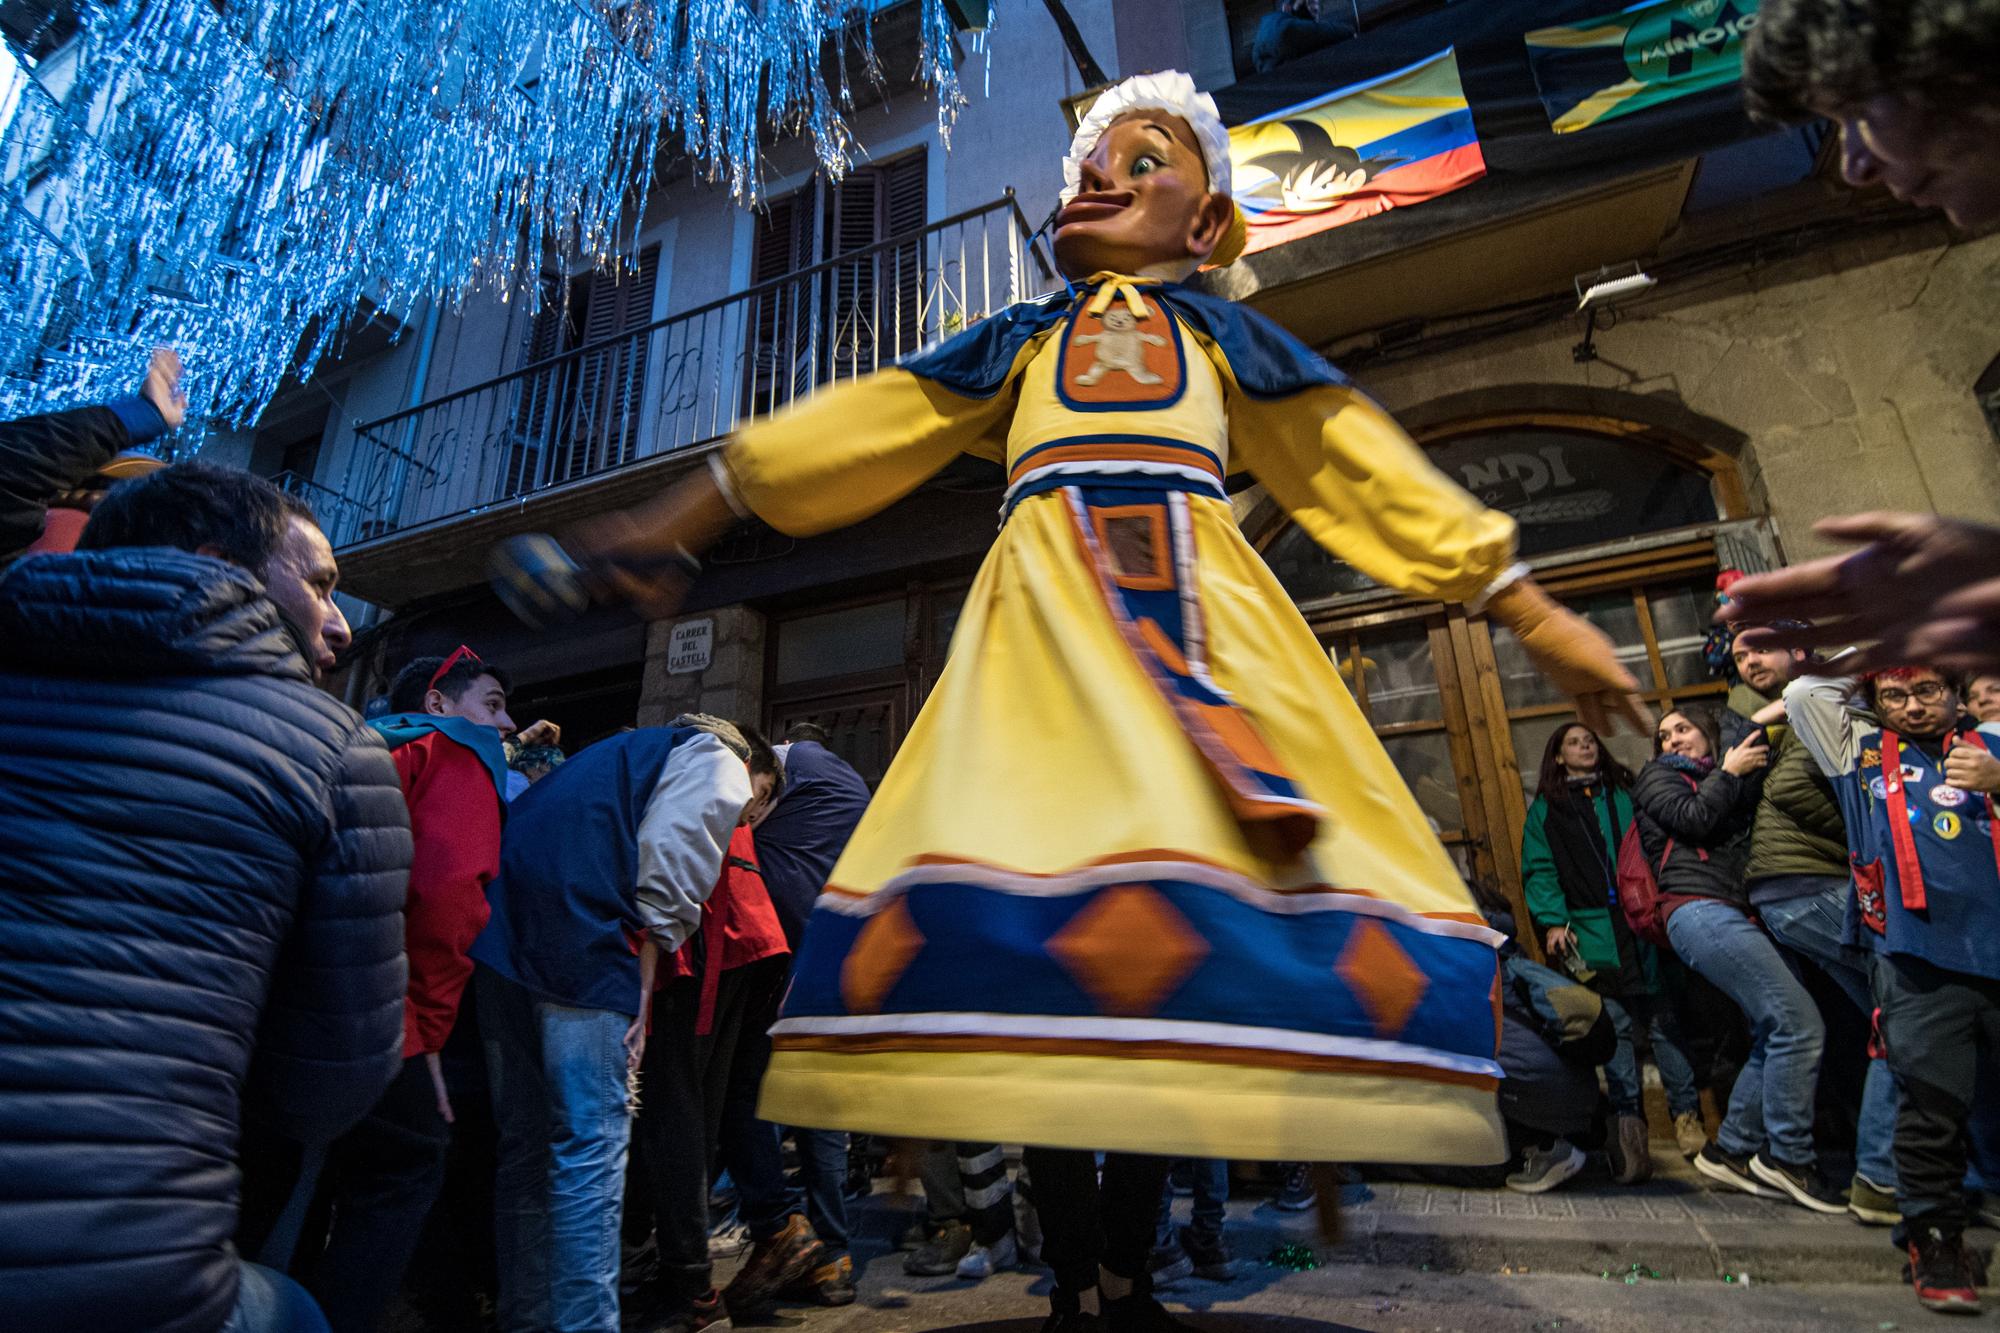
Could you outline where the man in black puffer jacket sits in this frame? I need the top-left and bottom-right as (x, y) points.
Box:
(0, 462), (412, 1332)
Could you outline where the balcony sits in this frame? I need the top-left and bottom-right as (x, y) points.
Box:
(307, 193), (1055, 600)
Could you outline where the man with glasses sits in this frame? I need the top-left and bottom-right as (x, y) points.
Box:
(1787, 665), (2000, 1315)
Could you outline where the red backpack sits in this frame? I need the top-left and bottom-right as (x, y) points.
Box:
(1615, 772), (1707, 946)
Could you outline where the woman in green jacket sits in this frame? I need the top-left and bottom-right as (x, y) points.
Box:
(1521, 723), (1706, 1183)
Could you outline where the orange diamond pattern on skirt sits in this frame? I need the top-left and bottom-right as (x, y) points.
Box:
(1046, 883), (1210, 1017)
(841, 897), (926, 1014)
(1336, 917), (1430, 1039)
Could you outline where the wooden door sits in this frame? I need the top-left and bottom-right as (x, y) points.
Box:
(1309, 540), (1725, 950)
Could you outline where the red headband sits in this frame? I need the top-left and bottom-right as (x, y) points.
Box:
(429, 645), (483, 692)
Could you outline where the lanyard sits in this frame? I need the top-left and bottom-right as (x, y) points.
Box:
(1880, 730), (1928, 911)
(1880, 728), (2000, 912)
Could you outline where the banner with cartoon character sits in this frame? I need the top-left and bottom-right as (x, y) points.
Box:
(1526, 0), (1761, 135)
(1226, 48), (1486, 260)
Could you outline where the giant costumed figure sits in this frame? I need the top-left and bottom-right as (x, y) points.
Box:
(493, 72), (1646, 1331)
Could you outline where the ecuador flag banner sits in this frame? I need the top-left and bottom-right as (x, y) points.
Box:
(1526, 0), (1761, 134)
(1226, 48), (1486, 259)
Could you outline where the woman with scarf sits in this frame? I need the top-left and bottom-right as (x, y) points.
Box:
(1634, 708), (1844, 1213)
(1522, 723), (1705, 1187)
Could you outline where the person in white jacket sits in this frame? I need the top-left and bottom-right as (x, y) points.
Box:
(468, 715), (780, 1333)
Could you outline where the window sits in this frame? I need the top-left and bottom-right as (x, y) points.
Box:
(743, 150), (927, 415)
(1490, 569), (1730, 791)
(507, 244), (661, 492)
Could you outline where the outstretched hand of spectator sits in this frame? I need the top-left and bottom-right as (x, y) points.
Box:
(140, 347), (186, 431)
(513, 719), (561, 750)
(1726, 513), (2000, 674)
(1487, 577), (1650, 737)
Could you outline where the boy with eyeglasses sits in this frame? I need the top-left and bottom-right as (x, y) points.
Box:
(1788, 665), (2000, 1315)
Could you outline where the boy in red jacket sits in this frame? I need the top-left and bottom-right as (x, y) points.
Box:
(302, 647), (514, 1332)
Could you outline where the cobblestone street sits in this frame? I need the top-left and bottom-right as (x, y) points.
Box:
(690, 1152), (1986, 1333)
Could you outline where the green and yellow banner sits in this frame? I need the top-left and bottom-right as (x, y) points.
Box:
(1525, 0), (1760, 134)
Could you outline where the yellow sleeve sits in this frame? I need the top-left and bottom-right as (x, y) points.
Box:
(718, 367), (1018, 537)
(1224, 375), (1517, 603)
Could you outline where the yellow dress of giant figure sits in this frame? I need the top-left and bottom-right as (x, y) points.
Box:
(503, 70), (1642, 1168)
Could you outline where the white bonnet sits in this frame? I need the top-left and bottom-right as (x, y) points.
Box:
(1060, 71), (1233, 205)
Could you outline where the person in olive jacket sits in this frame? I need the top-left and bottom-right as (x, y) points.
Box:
(0, 463), (411, 1333)
(1635, 706), (1843, 1214)
(1738, 639), (1899, 1224)
(1522, 722), (1704, 1185)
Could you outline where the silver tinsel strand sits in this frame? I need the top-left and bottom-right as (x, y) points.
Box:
(0, 1), (984, 431)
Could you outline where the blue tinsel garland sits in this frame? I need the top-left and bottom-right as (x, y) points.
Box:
(0, 0), (981, 431)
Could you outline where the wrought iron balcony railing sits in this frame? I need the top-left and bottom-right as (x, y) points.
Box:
(321, 193), (1056, 549)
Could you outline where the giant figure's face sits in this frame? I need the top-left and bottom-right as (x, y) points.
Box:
(1054, 112), (1234, 279)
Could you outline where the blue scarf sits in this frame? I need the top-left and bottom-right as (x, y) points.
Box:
(1658, 752), (1715, 777)
(368, 712), (512, 802)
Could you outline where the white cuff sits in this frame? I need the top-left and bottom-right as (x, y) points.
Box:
(707, 452), (750, 520)
(1471, 561), (1531, 613)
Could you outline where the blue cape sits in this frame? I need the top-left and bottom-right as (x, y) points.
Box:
(897, 279), (1351, 407)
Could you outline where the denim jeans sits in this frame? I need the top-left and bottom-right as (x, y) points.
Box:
(1758, 878), (1899, 1186)
(792, 1126), (852, 1258)
(1155, 1159), (1228, 1247)
(224, 1261), (329, 1333)
(479, 966), (634, 1333)
(1667, 897), (1825, 1164)
(1600, 994), (1701, 1120)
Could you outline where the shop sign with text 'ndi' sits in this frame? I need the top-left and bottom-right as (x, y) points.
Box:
(667, 619), (714, 675)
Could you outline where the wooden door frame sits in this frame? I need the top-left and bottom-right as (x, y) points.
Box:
(1303, 535), (1734, 961)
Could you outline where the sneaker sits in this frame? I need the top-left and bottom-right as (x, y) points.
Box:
(783, 1253), (855, 1307)
(1851, 1174), (1900, 1227)
(1906, 1225), (1983, 1314)
(1693, 1143), (1782, 1199)
(1506, 1140), (1586, 1195)
(898, 1217), (931, 1251)
(1674, 1110), (1710, 1160)
(958, 1231), (1018, 1280)
(1180, 1226), (1237, 1281)
(721, 1214), (823, 1314)
(654, 1287), (731, 1333)
(1609, 1114), (1653, 1186)
(707, 1219), (751, 1259)
(1273, 1162), (1317, 1211)
(1102, 1291), (1196, 1331)
(1148, 1240), (1194, 1289)
(904, 1218), (974, 1275)
(1748, 1149), (1849, 1215)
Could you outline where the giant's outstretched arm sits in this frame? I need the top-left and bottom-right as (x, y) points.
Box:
(1227, 374), (1645, 734)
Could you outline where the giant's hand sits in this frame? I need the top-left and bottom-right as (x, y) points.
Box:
(1726, 513), (2000, 674)
(489, 467), (740, 628)
(1487, 577), (1649, 737)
